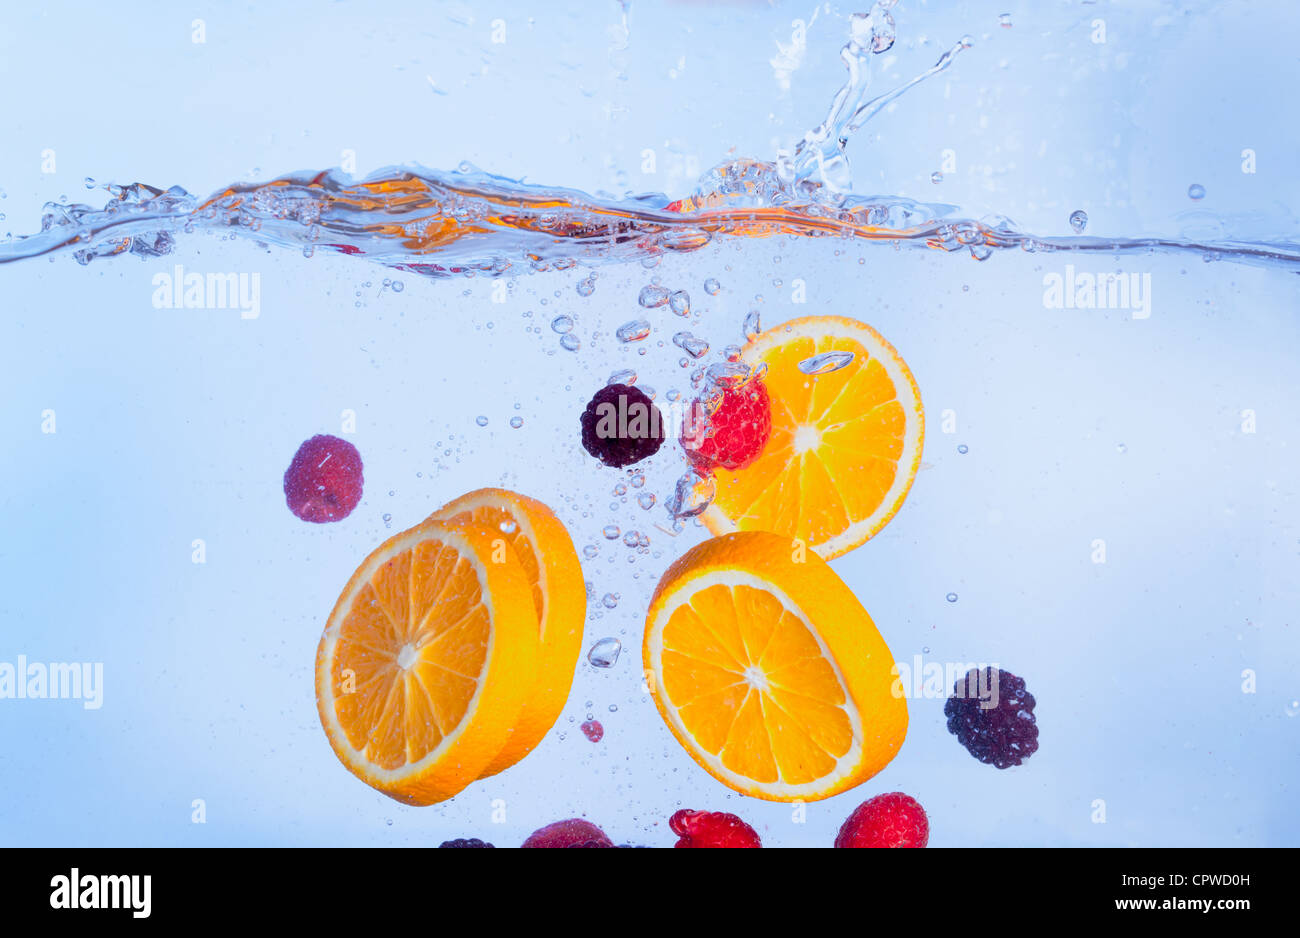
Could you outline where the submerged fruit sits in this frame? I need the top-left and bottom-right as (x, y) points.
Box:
(701, 316), (924, 559)
(670, 809), (762, 848)
(284, 434), (364, 523)
(580, 383), (666, 468)
(945, 667), (1039, 769)
(683, 378), (772, 473)
(315, 520), (540, 804)
(643, 531), (907, 802)
(834, 792), (929, 848)
(521, 818), (613, 848)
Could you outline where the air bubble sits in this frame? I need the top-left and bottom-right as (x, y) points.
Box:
(946, 592), (958, 603)
(1188, 183), (1206, 200)
(587, 638), (622, 668)
(1069, 210), (1088, 233)
(616, 319), (651, 343)
(509, 416), (524, 428)
(798, 351), (856, 375)
(669, 290), (691, 316)
(704, 278), (721, 296)
(475, 415), (489, 427)
(559, 334), (580, 351)
(638, 285), (671, 308)
(550, 315), (574, 334)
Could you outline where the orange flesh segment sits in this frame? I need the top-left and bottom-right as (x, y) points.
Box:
(331, 535), (489, 770)
(659, 583), (853, 786)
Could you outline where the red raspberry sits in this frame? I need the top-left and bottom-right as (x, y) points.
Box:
(283, 434), (364, 523)
(521, 818), (613, 848)
(580, 720), (604, 743)
(669, 810), (762, 848)
(834, 792), (929, 848)
(683, 378), (771, 473)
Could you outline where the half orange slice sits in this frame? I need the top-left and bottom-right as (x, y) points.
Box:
(315, 519), (540, 805)
(702, 316), (924, 559)
(643, 531), (908, 802)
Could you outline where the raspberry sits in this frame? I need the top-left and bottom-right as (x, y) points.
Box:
(283, 434), (364, 523)
(682, 378), (771, 473)
(521, 818), (614, 848)
(438, 838), (494, 848)
(944, 667), (1039, 769)
(834, 793), (929, 848)
(669, 810), (762, 848)
(580, 719), (604, 742)
(580, 384), (666, 468)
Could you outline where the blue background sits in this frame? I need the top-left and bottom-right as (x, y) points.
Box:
(1, 0), (1297, 846)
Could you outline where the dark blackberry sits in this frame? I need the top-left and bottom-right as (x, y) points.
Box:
(438, 838), (495, 848)
(580, 383), (666, 468)
(944, 667), (1039, 769)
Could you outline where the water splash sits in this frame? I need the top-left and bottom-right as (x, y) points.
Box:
(2, 13), (1298, 275)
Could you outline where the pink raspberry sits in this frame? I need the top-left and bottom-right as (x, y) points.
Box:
(283, 434), (364, 523)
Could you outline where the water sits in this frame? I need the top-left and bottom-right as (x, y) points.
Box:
(1, 0), (1297, 848)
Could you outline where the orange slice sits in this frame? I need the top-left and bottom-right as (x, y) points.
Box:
(429, 488), (586, 776)
(315, 519), (540, 805)
(702, 315), (924, 559)
(643, 531), (907, 802)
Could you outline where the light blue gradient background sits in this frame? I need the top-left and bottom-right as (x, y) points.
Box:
(1, 0), (1297, 846)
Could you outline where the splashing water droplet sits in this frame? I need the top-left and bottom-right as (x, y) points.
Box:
(1188, 183), (1206, 200)
(587, 637), (622, 668)
(797, 350), (856, 375)
(638, 284), (671, 308)
(550, 314), (574, 334)
(704, 278), (721, 296)
(673, 331), (709, 359)
(668, 471), (715, 519)
(616, 319), (651, 343)
(1069, 210), (1088, 233)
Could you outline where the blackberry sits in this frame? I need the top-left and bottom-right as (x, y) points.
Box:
(580, 383), (665, 468)
(944, 667), (1039, 769)
(438, 838), (495, 848)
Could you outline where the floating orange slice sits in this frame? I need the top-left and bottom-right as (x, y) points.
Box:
(702, 316), (924, 559)
(429, 488), (586, 776)
(643, 531), (907, 802)
(315, 520), (540, 805)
